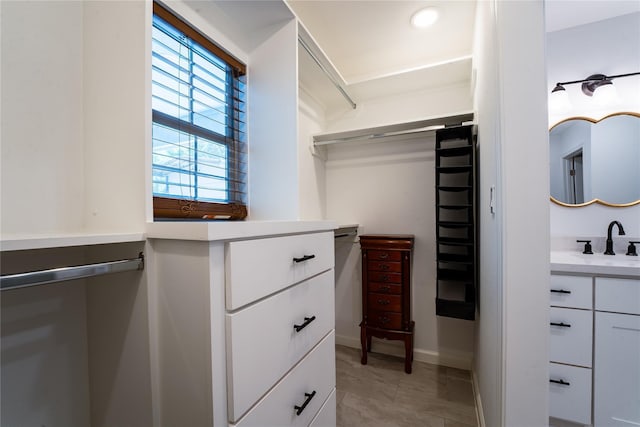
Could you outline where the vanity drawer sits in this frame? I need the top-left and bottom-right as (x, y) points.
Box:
(549, 362), (592, 425)
(232, 332), (336, 427)
(549, 274), (592, 309)
(226, 231), (334, 310)
(226, 271), (334, 421)
(549, 307), (593, 367)
(595, 277), (640, 315)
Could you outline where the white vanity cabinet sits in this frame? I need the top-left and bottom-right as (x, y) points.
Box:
(148, 222), (336, 427)
(549, 272), (640, 427)
(594, 278), (640, 427)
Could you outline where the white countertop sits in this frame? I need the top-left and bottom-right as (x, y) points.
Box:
(551, 251), (640, 277)
(146, 220), (338, 242)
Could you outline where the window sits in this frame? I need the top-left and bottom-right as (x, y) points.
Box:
(152, 3), (247, 220)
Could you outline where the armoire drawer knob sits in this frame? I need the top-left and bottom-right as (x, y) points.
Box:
(377, 299), (390, 305)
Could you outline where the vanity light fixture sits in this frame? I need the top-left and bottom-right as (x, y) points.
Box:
(411, 7), (439, 28)
(550, 71), (640, 109)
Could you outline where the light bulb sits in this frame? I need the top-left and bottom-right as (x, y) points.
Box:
(411, 8), (439, 28)
(549, 85), (572, 113)
(592, 81), (618, 105)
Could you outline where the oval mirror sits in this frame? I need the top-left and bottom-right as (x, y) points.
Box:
(549, 112), (640, 207)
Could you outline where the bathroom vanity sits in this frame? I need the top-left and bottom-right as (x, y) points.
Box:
(549, 251), (639, 427)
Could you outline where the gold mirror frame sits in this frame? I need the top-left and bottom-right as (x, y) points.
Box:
(549, 112), (640, 208)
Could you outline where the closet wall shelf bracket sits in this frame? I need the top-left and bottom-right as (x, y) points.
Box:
(0, 253), (145, 291)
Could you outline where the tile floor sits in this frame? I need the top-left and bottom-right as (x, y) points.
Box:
(335, 344), (479, 427)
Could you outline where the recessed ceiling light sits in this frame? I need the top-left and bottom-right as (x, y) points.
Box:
(411, 7), (439, 29)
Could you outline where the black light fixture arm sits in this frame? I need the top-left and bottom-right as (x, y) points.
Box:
(555, 71), (640, 87)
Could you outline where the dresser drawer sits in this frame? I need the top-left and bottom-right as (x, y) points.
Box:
(549, 362), (592, 425)
(309, 388), (336, 427)
(595, 277), (640, 315)
(367, 271), (401, 284)
(226, 271), (335, 421)
(367, 282), (402, 295)
(550, 274), (592, 309)
(232, 332), (336, 427)
(368, 250), (401, 261)
(367, 293), (402, 312)
(367, 310), (402, 329)
(226, 231), (334, 310)
(367, 260), (402, 273)
(549, 307), (593, 367)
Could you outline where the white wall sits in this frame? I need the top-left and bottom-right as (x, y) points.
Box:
(497, 2), (549, 424)
(298, 88), (328, 220)
(472, 0), (503, 424)
(319, 81), (475, 368)
(473, 1), (550, 426)
(547, 12), (640, 241)
(1, 1), (85, 236)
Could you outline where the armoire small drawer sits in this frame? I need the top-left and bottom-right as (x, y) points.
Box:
(367, 282), (402, 295)
(549, 307), (593, 367)
(595, 277), (640, 315)
(367, 260), (402, 273)
(549, 362), (592, 425)
(367, 310), (402, 329)
(549, 274), (592, 310)
(367, 271), (402, 284)
(367, 293), (402, 312)
(226, 231), (334, 310)
(226, 270), (335, 421)
(231, 332), (336, 427)
(368, 250), (402, 261)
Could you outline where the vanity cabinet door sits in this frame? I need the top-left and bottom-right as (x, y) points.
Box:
(594, 311), (640, 427)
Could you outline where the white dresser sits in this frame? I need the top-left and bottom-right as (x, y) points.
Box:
(549, 261), (640, 427)
(148, 221), (337, 427)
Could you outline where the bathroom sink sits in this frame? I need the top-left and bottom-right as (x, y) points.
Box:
(551, 251), (640, 277)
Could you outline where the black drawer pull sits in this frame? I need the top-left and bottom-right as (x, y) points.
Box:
(294, 316), (316, 332)
(379, 253), (389, 259)
(379, 264), (389, 270)
(550, 378), (570, 386)
(379, 316), (390, 324)
(377, 299), (390, 305)
(380, 274), (390, 282)
(550, 289), (571, 294)
(379, 285), (391, 292)
(293, 254), (315, 263)
(294, 390), (316, 416)
(550, 322), (571, 328)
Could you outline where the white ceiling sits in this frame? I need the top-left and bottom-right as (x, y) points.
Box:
(288, 0), (640, 111)
(288, 0), (476, 84)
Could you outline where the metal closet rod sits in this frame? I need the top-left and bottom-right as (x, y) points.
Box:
(0, 253), (144, 291)
(298, 37), (357, 110)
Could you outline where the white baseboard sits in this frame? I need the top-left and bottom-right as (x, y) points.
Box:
(472, 369), (486, 427)
(335, 334), (473, 371)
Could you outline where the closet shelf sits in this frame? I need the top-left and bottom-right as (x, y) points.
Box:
(313, 111), (474, 146)
(0, 232), (145, 252)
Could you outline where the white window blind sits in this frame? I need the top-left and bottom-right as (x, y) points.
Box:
(152, 3), (247, 219)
